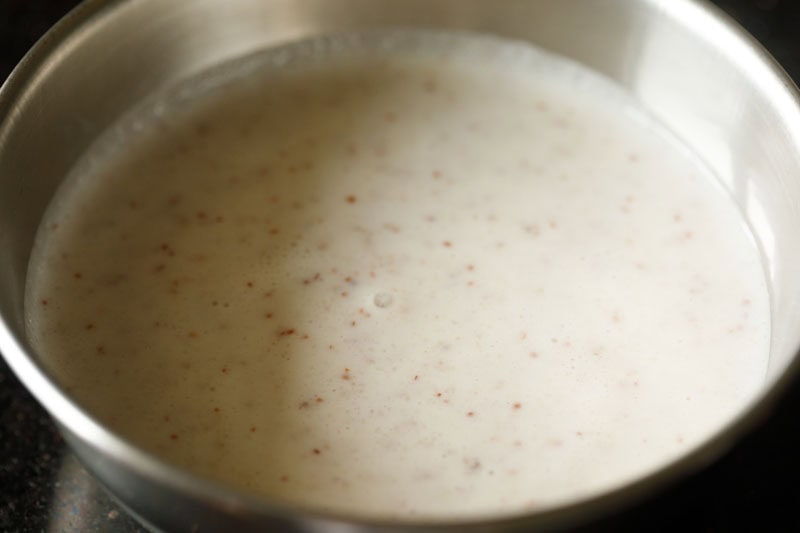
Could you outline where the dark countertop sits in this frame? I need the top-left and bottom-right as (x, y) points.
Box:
(1, 1), (800, 532)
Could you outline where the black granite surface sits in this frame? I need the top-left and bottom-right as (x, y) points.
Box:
(1, 1), (800, 532)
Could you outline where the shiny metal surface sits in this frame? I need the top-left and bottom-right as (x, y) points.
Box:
(1, 0), (799, 531)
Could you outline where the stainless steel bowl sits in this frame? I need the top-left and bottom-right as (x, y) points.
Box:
(2, 0), (800, 531)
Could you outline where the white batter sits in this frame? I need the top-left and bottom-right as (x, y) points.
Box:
(25, 32), (769, 520)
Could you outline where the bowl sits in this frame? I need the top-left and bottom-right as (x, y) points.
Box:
(2, 0), (800, 530)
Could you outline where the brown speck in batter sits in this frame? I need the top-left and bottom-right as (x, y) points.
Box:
(303, 273), (322, 285)
(464, 458), (482, 472)
(383, 223), (401, 234)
